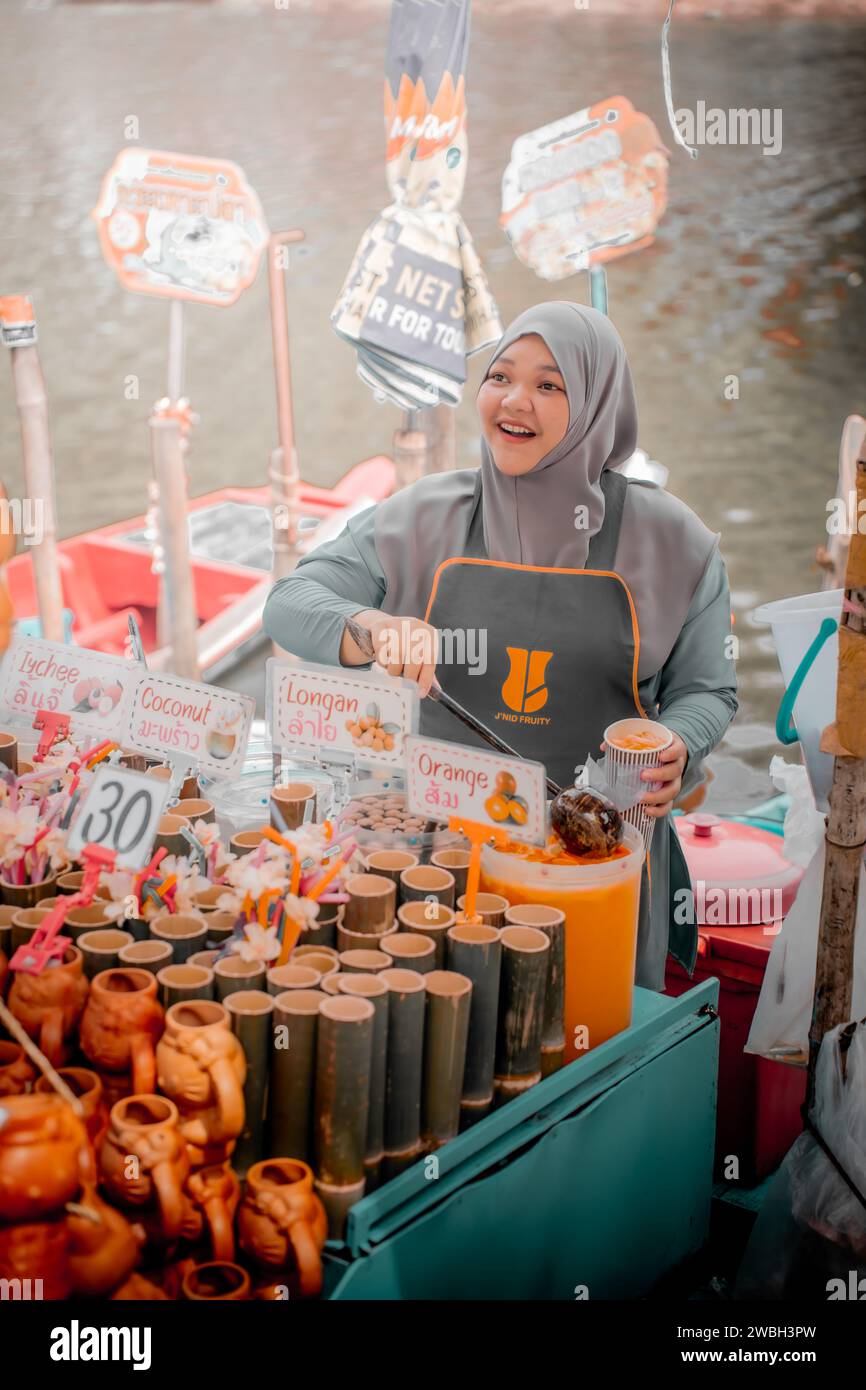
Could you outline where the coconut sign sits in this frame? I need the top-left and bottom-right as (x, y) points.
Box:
(92, 149), (268, 306)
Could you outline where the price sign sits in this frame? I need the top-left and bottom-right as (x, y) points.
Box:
(267, 658), (418, 767)
(67, 766), (172, 869)
(127, 674), (254, 779)
(0, 636), (138, 741)
(405, 735), (547, 845)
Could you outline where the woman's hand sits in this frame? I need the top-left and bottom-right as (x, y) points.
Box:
(598, 734), (689, 820)
(343, 610), (438, 697)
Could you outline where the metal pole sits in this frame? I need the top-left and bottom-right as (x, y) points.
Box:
(150, 406), (200, 680)
(156, 302), (187, 653)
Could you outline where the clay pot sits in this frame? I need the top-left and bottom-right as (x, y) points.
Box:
(156, 999), (247, 1163)
(0, 1040), (37, 1096)
(0, 871), (61, 910)
(79, 968), (164, 1093)
(237, 1158), (328, 1299)
(0, 1093), (90, 1221)
(101, 1094), (190, 1241)
(66, 1185), (142, 1297)
(8, 945), (89, 1066)
(185, 1163), (242, 1262)
(0, 1218), (71, 1300)
(35, 1067), (109, 1151)
(182, 1260), (251, 1300)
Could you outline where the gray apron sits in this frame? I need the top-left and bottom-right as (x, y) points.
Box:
(422, 469), (696, 983)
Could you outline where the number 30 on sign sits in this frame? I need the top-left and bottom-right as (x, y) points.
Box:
(67, 766), (173, 870)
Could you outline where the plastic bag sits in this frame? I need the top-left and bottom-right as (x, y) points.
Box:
(576, 753), (645, 813)
(745, 843), (866, 1061)
(737, 1020), (866, 1299)
(768, 755), (826, 868)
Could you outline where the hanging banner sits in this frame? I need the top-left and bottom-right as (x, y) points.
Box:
(127, 674), (254, 778)
(501, 96), (669, 280)
(0, 636), (138, 742)
(92, 149), (268, 306)
(331, 0), (501, 409)
(405, 734), (547, 845)
(267, 658), (418, 767)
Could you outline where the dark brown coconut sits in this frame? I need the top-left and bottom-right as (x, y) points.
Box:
(550, 789), (624, 858)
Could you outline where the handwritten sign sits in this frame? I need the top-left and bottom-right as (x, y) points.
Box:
(0, 636), (138, 742)
(405, 735), (547, 845)
(267, 658), (418, 766)
(128, 674), (254, 778)
(67, 765), (172, 870)
(500, 95), (669, 279)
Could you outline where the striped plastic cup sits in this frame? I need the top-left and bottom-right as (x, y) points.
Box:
(603, 718), (673, 853)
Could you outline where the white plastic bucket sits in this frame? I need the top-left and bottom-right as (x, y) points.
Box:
(753, 589), (842, 811)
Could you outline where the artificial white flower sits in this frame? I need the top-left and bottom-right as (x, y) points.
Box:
(231, 922), (281, 963)
(283, 894), (320, 929)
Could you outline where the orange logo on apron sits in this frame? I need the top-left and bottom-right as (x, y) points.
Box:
(501, 648), (553, 715)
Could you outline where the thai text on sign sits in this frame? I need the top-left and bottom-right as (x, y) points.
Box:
(0, 636), (139, 742)
(405, 734), (547, 845)
(128, 674), (254, 778)
(267, 658), (418, 766)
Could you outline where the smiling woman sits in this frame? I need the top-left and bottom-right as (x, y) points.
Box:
(262, 300), (739, 991)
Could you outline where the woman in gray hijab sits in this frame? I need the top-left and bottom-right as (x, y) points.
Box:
(263, 302), (738, 994)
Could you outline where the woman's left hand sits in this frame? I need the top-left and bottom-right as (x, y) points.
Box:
(599, 734), (689, 820)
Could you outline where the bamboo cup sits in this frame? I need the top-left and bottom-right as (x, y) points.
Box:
(79, 928), (134, 980)
(504, 904), (565, 1075)
(118, 939), (173, 975)
(157, 963), (214, 1009)
(204, 912), (236, 945)
(268, 988), (322, 1164)
(153, 814), (192, 858)
(57, 871), (86, 896)
(431, 848), (471, 901)
(320, 974), (344, 995)
(380, 968), (426, 1179)
(10, 906), (50, 954)
(313, 994), (374, 1239)
(342, 874), (396, 936)
(446, 923), (503, 1125)
(270, 782), (316, 830)
(213, 955), (267, 1001)
(337, 973), (389, 1189)
(0, 905), (15, 958)
(364, 850), (419, 890)
(495, 926), (550, 1104)
(63, 903), (111, 943)
(457, 892), (509, 929)
(0, 732), (18, 774)
(381, 932), (436, 975)
(189, 948), (223, 971)
(266, 963), (321, 996)
(226, 989), (275, 1177)
(146, 764), (199, 800)
(173, 798), (215, 825)
(336, 923), (394, 955)
(422, 971), (473, 1150)
(339, 949), (391, 975)
(230, 829), (266, 858)
(396, 901), (455, 968)
(399, 865), (455, 911)
(193, 886), (223, 913)
(302, 902), (340, 949)
(150, 912), (208, 965)
(291, 946), (340, 979)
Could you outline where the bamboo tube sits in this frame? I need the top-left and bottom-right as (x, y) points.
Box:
(145, 765), (199, 800)
(63, 903), (110, 943)
(0, 732), (18, 775)
(204, 912), (236, 945)
(494, 926), (549, 1104)
(56, 872), (84, 896)
(380, 968), (426, 1178)
(339, 949), (391, 975)
(0, 905), (14, 959)
(150, 407), (200, 680)
(10, 906), (50, 954)
(396, 901), (455, 968)
(118, 939), (173, 974)
(268, 988), (322, 1163)
(313, 994), (374, 1238)
(266, 963), (321, 996)
(364, 850), (419, 890)
(229, 830), (267, 858)
(153, 814), (192, 858)
(188, 949), (222, 971)
(342, 874), (396, 935)
(336, 922), (394, 955)
(150, 912), (208, 965)
(446, 923), (502, 1124)
(381, 932), (436, 975)
(431, 848), (470, 901)
(193, 886), (223, 913)
(157, 963), (214, 1009)
(422, 971), (472, 1150)
(399, 865), (455, 910)
(78, 928), (134, 980)
(213, 955), (267, 1001)
(320, 974), (344, 995)
(225, 989), (274, 1176)
(291, 946), (340, 979)
(270, 782), (316, 830)
(457, 892), (509, 929)
(302, 902), (340, 949)
(173, 798), (215, 825)
(337, 974), (389, 1189)
(504, 905), (565, 1075)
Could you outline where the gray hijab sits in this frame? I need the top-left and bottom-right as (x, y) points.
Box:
(478, 301), (638, 567)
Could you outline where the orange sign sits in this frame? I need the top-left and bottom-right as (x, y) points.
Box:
(92, 150), (268, 306)
(501, 96), (670, 279)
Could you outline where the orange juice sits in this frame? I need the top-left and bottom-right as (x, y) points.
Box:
(480, 822), (643, 1057)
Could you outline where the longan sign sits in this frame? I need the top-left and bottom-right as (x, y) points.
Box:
(266, 658), (419, 767)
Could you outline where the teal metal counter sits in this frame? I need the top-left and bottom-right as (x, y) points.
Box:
(324, 978), (720, 1299)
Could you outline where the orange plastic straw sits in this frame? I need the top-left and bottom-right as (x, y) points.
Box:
(306, 854), (346, 902)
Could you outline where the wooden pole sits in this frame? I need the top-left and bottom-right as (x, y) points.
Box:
(150, 406), (200, 680)
(267, 228), (305, 599)
(809, 450), (866, 1108)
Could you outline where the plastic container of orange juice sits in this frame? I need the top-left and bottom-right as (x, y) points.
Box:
(480, 822), (644, 1058)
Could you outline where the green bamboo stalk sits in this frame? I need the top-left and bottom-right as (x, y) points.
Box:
(446, 923), (502, 1124)
(396, 902), (455, 968)
(213, 956), (267, 1001)
(339, 949), (391, 975)
(431, 849), (471, 902)
(337, 974), (389, 1190)
(494, 926), (549, 1104)
(364, 850), (419, 891)
(457, 893), (509, 928)
(337, 923), (394, 954)
(399, 866), (455, 910)
(266, 963), (322, 996)
(302, 902), (340, 949)
(380, 967), (426, 1178)
(149, 912), (208, 964)
(117, 939), (173, 975)
(422, 971), (472, 1149)
(313, 993), (374, 1238)
(267, 987), (322, 1163)
(504, 905), (565, 1075)
(78, 928), (134, 979)
(204, 912), (236, 945)
(343, 873), (396, 935)
(157, 963), (214, 1009)
(226, 989), (275, 1177)
(320, 974), (344, 995)
(381, 932), (436, 975)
